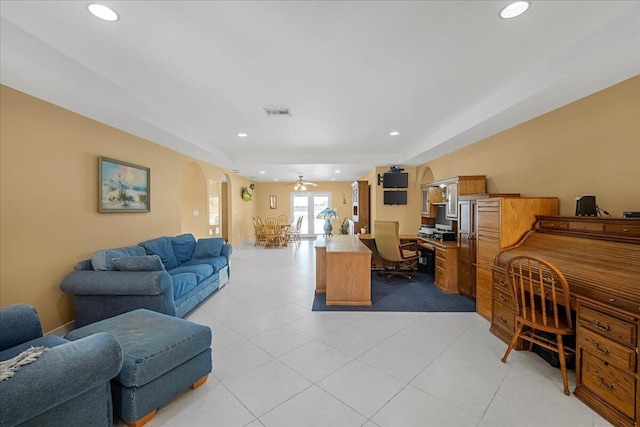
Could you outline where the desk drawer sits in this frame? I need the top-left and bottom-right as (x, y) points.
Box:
(493, 286), (514, 308)
(581, 351), (636, 419)
(493, 300), (515, 335)
(435, 257), (445, 269)
(579, 305), (637, 348)
(538, 219), (568, 230)
(578, 326), (636, 372)
(435, 266), (446, 286)
(435, 247), (446, 260)
(605, 223), (640, 237)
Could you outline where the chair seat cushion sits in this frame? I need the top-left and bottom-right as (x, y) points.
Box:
(168, 264), (214, 282)
(65, 309), (211, 388)
(181, 257), (227, 274)
(169, 272), (199, 299)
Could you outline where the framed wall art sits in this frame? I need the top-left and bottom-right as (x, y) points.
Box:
(99, 156), (150, 213)
(269, 195), (277, 209)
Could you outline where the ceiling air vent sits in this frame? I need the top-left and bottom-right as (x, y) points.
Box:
(264, 107), (291, 117)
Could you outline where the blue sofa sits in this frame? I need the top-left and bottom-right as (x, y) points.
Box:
(0, 304), (122, 427)
(61, 234), (232, 327)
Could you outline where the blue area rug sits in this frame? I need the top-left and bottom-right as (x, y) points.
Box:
(312, 271), (476, 312)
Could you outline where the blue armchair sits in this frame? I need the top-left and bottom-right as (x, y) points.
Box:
(0, 304), (123, 427)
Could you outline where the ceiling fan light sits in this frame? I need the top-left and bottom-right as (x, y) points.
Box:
(300, 185), (307, 191)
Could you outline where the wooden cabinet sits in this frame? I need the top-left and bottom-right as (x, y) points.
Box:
(421, 185), (444, 217)
(575, 299), (639, 427)
(422, 176), (485, 219)
(476, 197), (559, 321)
(419, 238), (458, 294)
(457, 198), (477, 299)
(446, 182), (458, 219)
(352, 181), (370, 232)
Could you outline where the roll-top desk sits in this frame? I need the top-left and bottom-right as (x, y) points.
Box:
(491, 216), (640, 427)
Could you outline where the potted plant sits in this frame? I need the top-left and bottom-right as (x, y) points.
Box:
(339, 219), (349, 235)
(360, 225), (367, 235)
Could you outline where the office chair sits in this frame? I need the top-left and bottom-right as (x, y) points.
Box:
(374, 220), (419, 282)
(501, 255), (575, 395)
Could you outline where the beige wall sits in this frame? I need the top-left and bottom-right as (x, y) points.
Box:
(0, 86), (256, 332)
(419, 75), (640, 217)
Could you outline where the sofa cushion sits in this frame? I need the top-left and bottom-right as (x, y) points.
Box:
(171, 234), (197, 265)
(112, 255), (165, 272)
(181, 257), (227, 274)
(167, 264), (213, 282)
(138, 237), (178, 270)
(170, 273), (198, 299)
(91, 246), (146, 271)
(192, 238), (225, 259)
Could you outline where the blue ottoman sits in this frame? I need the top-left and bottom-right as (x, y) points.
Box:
(65, 309), (212, 427)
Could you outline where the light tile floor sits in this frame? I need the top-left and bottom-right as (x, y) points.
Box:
(140, 239), (612, 427)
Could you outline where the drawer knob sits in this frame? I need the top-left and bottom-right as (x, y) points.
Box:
(499, 316), (507, 324)
(622, 228), (629, 232)
(593, 320), (611, 332)
(592, 342), (611, 355)
(499, 280), (507, 287)
(597, 377), (616, 390)
(608, 298), (615, 303)
(499, 294), (507, 302)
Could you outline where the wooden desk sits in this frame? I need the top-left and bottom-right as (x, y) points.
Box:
(492, 216), (640, 427)
(418, 237), (459, 294)
(315, 235), (372, 306)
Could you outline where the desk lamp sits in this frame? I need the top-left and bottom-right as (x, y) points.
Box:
(316, 208), (339, 237)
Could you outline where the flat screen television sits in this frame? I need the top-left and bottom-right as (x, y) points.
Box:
(382, 172), (408, 188)
(384, 190), (407, 205)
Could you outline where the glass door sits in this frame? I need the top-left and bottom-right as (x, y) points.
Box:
(291, 192), (331, 237)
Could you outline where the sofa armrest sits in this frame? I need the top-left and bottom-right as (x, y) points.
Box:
(221, 243), (233, 260)
(0, 332), (122, 427)
(0, 304), (43, 352)
(60, 270), (173, 296)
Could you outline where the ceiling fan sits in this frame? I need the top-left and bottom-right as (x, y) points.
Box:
(284, 175), (318, 191)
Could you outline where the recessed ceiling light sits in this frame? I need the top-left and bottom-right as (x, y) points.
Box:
(389, 131), (400, 136)
(334, 170), (341, 174)
(499, 1), (530, 19)
(259, 171), (266, 174)
(273, 178), (279, 181)
(331, 178), (336, 181)
(237, 133), (248, 137)
(87, 4), (119, 21)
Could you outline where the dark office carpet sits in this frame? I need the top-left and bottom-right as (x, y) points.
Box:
(312, 271), (476, 312)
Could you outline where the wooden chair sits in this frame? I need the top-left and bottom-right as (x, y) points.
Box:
(501, 255), (575, 395)
(277, 215), (289, 226)
(252, 217), (266, 246)
(373, 220), (419, 282)
(263, 217), (285, 248)
(286, 216), (303, 247)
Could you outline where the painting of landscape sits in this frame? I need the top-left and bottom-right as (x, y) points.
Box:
(99, 157), (150, 213)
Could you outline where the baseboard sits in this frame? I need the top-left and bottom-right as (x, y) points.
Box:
(45, 320), (75, 337)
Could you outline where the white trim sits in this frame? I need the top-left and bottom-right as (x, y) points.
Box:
(45, 320), (75, 337)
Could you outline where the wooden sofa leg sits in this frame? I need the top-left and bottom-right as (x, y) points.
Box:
(125, 409), (157, 427)
(192, 375), (208, 389)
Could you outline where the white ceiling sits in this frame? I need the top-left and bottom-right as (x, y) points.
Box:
(1, 1), (639, 183)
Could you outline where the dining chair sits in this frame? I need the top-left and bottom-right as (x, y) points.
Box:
(263, 217), (285, 248)
(252, 217), (266, 246)
(373, 220), (419, 281)
(286, 216), (303, 247)
(501, 255), (575, 395)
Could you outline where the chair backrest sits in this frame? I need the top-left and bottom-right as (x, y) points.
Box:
(374, 220), (403, 262)
(277, 215), (289, 225)
(506, 255), (573, 329)
(295, 216), (303, 232)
